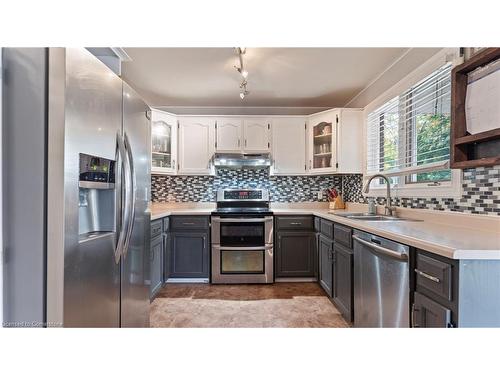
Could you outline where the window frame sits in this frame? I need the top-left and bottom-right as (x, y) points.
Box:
(363, 48), (462, 199)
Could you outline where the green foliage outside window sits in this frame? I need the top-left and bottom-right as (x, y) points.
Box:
(411, 113), (451, 183)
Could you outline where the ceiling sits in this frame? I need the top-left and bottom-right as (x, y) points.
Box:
(121, 48), (411, 111)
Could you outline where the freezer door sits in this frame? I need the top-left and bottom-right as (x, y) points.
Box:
(63, 48), (123, 327)
(121, 82), (151, 328)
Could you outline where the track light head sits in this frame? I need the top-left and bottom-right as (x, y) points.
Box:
(240, 90), (249, 99)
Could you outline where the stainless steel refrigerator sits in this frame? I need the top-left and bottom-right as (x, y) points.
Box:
(2, 48), (151, 327)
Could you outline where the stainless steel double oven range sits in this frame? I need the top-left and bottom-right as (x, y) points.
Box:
(211, 188), (274, 283)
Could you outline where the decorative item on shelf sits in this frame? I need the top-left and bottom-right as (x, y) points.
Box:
(326, 188), (345, 210)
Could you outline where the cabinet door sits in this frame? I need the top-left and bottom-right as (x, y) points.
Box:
(151, 109), (177, 175)
(332, 243), (353, 321)
(150, 235), (163, 298)
(168, 231), (209, 278)
(336, 109), (363, 174)
(178, 117), (215, 175)
(243, 118), (270, 152)
(412, 292), (452, 328)
(216, 118), (243, 152)
(276, 231), (316, 277)
(308, 110), (338, 174)
(319, 235), (333, 297)
(271, 117), (307, 175)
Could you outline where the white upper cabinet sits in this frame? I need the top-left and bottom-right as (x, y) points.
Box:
(308, 110), (339, 174)
(271, 117), (307, 175)
(307, 108), (363, 175)
(215, 118), (243, 152)
(151, 109), (177, 175)
(336, 109), (363, 174)
(178, 117), (215, 175)
(243, 118), (271, 152)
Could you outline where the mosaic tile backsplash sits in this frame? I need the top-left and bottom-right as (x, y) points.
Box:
(152, 165), (500, 216)
(152, 169), (362, 203)
(362, 166), (500, 216)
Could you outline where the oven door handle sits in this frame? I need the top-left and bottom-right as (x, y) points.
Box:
(216, 245), (272, 251)
(212, 217), (272, 223)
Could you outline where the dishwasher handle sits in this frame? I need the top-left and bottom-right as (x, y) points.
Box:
(353, 235), (408, 261)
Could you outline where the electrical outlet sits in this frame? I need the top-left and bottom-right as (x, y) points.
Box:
(317, 191), (323, 200)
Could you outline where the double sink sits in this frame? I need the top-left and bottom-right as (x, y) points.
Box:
(331, 212), (421, 222)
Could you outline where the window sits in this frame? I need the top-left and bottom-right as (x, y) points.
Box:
(366, 63), (453, 190)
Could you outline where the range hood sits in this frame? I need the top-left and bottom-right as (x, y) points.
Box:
(213, 153), (272, 169)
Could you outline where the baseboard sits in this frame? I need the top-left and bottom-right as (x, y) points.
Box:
(275, 277), (318, 283)
(165, 278), (210, 284)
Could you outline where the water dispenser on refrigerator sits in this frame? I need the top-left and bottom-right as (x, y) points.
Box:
(78, 153), (116, 240)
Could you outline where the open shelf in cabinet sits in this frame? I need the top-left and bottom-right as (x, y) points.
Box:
(451, 48), (500, 169)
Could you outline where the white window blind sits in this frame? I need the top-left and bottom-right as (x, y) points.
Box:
(366, 63), (452, 177)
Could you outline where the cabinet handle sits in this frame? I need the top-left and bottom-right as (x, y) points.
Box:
(182, 222), (195, 225)
(172, 159), (175, 170)
(150, 248), (155, 261)
(415, 269), (440, 283)
(238, 138), (240, 147)
(289, 222), (301, 225)
(309, 160), (312, 169)
(245, 139), (247, 147)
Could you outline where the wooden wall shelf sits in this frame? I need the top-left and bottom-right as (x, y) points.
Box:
(451, 48), (500, 169)
(454, 128), (500, 145)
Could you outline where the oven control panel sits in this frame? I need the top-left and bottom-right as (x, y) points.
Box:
(223, 190), (263, 200)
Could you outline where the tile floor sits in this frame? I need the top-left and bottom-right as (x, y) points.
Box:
(150, 282), (350, 328)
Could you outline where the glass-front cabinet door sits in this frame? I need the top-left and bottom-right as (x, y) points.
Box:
(151, 109), (177, 175)
(308, 109), (338, 174)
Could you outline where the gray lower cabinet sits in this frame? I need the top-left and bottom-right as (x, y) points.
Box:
(413, 292), (451, 328)
(150, 219), (164, 300)
(275, 216), (316, 279)
(412, 249), (458, 327)
(332, 242), (353, 321)
(276, 231), (316, 277)
(168, 231), (209, 279)
(319, 234), (333, 297)
(150, 234), (164, 298)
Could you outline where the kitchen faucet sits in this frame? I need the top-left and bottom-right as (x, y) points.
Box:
(362, 174), (396, 217)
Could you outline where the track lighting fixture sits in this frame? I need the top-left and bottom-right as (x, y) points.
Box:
(234, 47), (250, 99)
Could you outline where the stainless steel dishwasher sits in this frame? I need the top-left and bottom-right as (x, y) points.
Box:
(353, 230), (410, 327)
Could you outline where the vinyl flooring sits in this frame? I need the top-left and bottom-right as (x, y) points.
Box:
(150, 282), (350, 328)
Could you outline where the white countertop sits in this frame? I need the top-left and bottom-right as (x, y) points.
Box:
(150, 203), (500, 260)
(150, 206), (214, 220)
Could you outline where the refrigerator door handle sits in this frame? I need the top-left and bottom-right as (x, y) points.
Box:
(123, 132), (136, 258)
(115, 134), (129, 264)
(117, 133), (132, 262)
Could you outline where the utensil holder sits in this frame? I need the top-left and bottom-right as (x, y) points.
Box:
(330, 195), (345, 210)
